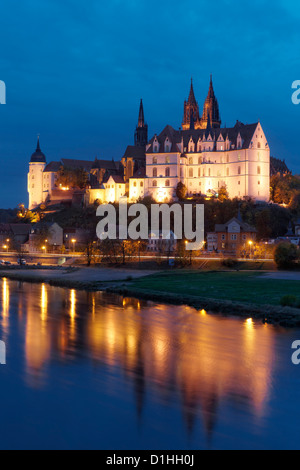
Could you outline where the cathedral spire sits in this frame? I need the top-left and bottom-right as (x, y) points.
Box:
(182, 78), (200, 130)
(200, 75), (221, 129)
(138, 99), (145, 128)
(134, 99), (148, 146)
(188, 78), (197, 104)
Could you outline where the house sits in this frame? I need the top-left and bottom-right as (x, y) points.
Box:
(207, 214), (256, 255)
(29, 222), (63, 252)
(147, 230), (177, 253)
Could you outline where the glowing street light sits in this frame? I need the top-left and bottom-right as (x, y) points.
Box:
(248, 240), (253, 259)
(71, 239), (77, 253)
(3, 245), (8, 253)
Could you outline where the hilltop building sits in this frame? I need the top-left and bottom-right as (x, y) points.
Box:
(28, 76), (271, 209)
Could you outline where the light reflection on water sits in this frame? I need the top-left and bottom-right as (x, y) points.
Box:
(0, 278), (300, 450)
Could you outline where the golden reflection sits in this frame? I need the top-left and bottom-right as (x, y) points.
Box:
(69, 289), (77, 340)
(1, 278), (10, 334)
(40, 284), (48, 323)
(200, 309), (207, 316)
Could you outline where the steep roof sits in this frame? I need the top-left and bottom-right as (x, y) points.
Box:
(123, 145), (146, 160)
(215, 217), (256, 233)
(30, 136), (46, 163)
(146, 122), (259, 153)
(44, 161), (61, 172)
(61, 158), (94, 172)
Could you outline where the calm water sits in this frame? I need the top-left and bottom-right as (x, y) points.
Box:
(0, 277), (300, 450)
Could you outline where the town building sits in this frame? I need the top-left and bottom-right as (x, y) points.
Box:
(207, 213), (256, 255)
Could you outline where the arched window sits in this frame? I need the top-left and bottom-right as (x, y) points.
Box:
(153, 156), (157, 164)
(189, 157), (193, 165)
(165, 180), (170, 187)
(198, 157), (202, 164)
(133, 182), (137, 187)
(153, 168), (157, 177)
(257, 166), (261, 175)
(153, 180), (157, 187)
(140, 181), (143, 187)
(165, 167), (170, 177)
(257, 142), (261, 149)
(189, 168), (193, 178)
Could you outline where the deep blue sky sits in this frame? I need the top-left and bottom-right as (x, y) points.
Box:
(0, 0), (299, 208)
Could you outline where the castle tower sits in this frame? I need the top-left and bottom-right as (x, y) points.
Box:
(27, 136), (47, 210)
(182, 78), (200, 130)
(134, 99), (148, 146)
(200, 75), (221, 129)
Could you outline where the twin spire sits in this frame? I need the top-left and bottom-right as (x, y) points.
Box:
(182, 75), (221, 130)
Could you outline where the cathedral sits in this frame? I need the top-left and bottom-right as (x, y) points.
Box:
(27, 76), (270, 210)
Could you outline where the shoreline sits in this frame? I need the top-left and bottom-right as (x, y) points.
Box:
(1, 269), (300, 327)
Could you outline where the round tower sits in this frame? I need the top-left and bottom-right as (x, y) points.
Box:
(28, 136), (46, 210)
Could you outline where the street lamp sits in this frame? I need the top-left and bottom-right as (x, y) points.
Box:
(71, 239), (76, 253)
(3, 245), (8, 253)
(248, 240), (253, 259)
(42, 246), (46, 254)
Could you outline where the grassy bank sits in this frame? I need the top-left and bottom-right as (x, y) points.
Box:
(128, 270), (300, 306)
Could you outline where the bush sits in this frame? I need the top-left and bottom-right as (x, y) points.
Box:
(280, 295), (298, 307)
(222, 258), (237, 268)
(274, 242), (299, 269)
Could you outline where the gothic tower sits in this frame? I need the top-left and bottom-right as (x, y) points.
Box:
(134, 99), (148, 146)
(182, 78), (200, 130)
(200, 75), (221, 129)
(28, 136), (46, 210)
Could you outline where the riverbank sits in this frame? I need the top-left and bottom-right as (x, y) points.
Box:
(1, 267), (300, 327)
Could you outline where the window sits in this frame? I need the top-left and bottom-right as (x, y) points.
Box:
(238, 153), (241, 161)
(221, 234), (226, 240)
(32, 175), (34, 180)
(153, 180), (157, 187)
(208, 168), (211, 177)
(154, 145), (158, 153)
(258, 181), (261, 185)
(238, 166), (241, 175)
(153, 168), (157, 177)
(153, 156), (157, 164)
(32, 184), (34, 189)
(238, 181), (240, 185)
(198, 168), (201, 177)
(198, 157), (202, 164)
(231, 234), (237, 240)
(166, 156), (170, 163)
(189, 168), (193, 178)
(257, 166), (261, 175)
(189, 157), (193, 165)
(134, 182), (137, 187)
(140, 182), (143, 187)
(166, 180), (170, 187)
(165, 167), (170, 177)
(242, 235), (247, 241)
(257, 142), (261, 148)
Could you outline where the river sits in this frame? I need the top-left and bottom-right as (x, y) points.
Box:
(0, 277), (300, 450)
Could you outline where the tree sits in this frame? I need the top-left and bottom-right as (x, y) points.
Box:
(274, 242), (299, 269)
(176, 182), (187, 201)
(218, 185), (229, 202)
(56, 166), (88, 189)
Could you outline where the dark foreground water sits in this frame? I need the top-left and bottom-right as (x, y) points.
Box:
(0, 277), (300, 450)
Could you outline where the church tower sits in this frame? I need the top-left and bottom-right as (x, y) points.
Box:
(182, 79), (200, 130)
(28, 136), (47, 210)
(134, 99), (148, 146)
(200, 75), (221, 129)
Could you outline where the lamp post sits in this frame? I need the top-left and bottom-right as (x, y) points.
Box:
(72, 239), (76, 253)
(185, 240), (192, 265)
(42, 246), (46, 254)
(3, 245), (8, 253)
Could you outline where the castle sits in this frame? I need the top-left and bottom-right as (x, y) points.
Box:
(28, 76), (271, 210)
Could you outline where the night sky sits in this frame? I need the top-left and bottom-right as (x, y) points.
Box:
(0, 0), (299, 208)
